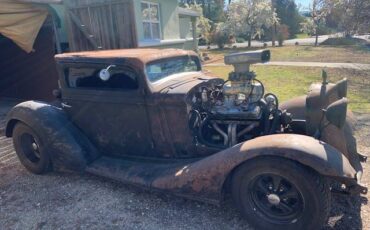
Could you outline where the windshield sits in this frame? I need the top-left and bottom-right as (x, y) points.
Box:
(146, 56), (201, 82)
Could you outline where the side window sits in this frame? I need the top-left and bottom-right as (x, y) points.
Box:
(66, 67), (139, 90)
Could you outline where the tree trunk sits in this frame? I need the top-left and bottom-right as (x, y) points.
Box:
(315, 29), (319, 46)
(248, 33), (252, 47)
(272, 22), (276, 47)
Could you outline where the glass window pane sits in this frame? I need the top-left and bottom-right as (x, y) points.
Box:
(141, 3), (150, 20)
(143, 22), (151, 39)
(146, 57), (201, 82)
(67, 67), (138, 90)
(150, 4), (159, 21)
(151, 23), (160, 39)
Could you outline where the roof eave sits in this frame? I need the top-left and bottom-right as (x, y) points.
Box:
(16, 0), (63, 4)
(178, 7), (201, 17)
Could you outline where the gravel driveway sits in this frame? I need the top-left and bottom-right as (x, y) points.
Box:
(0, 99), (369, 230)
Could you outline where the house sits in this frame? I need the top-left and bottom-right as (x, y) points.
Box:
(0, 0), (199, 100)
(51, 0), (200, 52)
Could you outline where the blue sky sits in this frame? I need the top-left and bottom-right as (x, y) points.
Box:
(295, 0), (310, 9)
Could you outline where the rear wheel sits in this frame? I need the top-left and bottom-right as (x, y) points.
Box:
(12, 123), (51, 174)
(231, 157), (330, 230)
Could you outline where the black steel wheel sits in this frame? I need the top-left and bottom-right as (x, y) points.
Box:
(12, 123), (51, 174)
(231, 157), (330, 230)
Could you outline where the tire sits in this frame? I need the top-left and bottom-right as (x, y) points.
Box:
(231, 157), (330, 230)
(12, 122), (51, 174)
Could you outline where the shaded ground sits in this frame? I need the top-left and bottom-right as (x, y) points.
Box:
(0, 97), (369, 229)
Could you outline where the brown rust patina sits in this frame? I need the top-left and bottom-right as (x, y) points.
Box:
(55, 48), (197, 65)
(5, 48), (367, 213)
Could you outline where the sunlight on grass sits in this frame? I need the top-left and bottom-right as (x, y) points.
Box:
(203, 45), (370, 64)
(295, 33), (311, 39)
(204, 65), (370, 113)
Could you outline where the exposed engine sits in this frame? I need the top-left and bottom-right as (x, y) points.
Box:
(188, 50), (291, 148)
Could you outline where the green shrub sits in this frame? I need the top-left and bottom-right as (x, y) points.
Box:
(236, 37), (245, 43)
(211, 31), (229, 49)
(277, 24), (290, 46)
(321, 37), (368, 46)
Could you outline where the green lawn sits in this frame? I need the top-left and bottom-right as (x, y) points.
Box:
(203, 45), (370, 64)
(295, 33), (311, 39)
(204, 65), (370, 113)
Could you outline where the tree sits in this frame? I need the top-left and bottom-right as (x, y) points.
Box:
(226, 0), (278, 47)
(274, 0), (303, 37)
(309, 0), (330, 46)
(328, 0), (370, 36)
(184, 3), (212, 43)
(300, 17), (316, 35)
(179, 0), (226, 23)
(210, 23), (230, 48)
(277, 24), (290, 46)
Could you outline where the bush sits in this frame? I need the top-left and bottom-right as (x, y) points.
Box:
(198, 37), (208, 46)
(236, 37), (246, 43)
(211, 32), (229, 48)
(277, 24), (290, 46)
(321, 37), (368, 46)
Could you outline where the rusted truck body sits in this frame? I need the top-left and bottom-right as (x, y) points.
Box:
(5, 49), (367, 230)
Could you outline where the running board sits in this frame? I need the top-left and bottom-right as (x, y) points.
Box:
(85, 156), (221, 205)
(86, 156), (189, 188)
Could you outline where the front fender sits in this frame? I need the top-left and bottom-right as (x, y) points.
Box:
(152, 134), (359, 202)
(5, 101), (99, 172)
(280, 95), (362, 170)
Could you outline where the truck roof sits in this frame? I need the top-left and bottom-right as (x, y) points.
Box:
(55, 48), (198, 65)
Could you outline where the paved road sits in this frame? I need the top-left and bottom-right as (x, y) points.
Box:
(205, 61), (370, 70)
(200, 35), (330, 49)
(200, 34), (370, 50)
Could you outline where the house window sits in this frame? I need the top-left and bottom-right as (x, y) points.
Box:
(141, 2), (161, 40)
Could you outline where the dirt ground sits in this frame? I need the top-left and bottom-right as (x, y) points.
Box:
(0, 99), (369, 230)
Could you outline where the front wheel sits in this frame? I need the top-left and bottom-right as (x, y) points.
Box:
(12, 123), (51, 174)
(231, 157), (330, 230)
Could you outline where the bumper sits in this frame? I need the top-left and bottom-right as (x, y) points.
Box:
(352, 171), (368, 195)
(333, 171), (368, 196)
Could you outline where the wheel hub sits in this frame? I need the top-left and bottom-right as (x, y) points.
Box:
(249, 173), (304, 223)
(32, 142), (38, 151)
(267, 193), (280, 205)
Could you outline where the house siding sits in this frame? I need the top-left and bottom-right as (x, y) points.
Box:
(51, 0), (197, 51)
(134, 0), (180, 42)
(179, 17), (192, 39)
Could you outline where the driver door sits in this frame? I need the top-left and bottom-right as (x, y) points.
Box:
(60, 63), (154, 157)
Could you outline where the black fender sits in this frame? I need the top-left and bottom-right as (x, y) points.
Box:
(5, 101), (100, 172)
(151, 134), (360, 202)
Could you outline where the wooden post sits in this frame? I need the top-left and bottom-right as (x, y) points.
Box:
(51, 13), (62, 54)
(191, 17), (198, 52)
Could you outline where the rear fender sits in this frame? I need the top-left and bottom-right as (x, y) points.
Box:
(5, 101), (99, 172)
(152, 134), (357, 202)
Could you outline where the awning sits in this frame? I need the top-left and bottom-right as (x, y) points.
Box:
(0, 0), (49, 52)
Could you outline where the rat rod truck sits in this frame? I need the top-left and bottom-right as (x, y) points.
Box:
(5, 49), (367, 230)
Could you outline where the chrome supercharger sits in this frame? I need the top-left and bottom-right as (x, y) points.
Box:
(189, 50), (289, 148)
